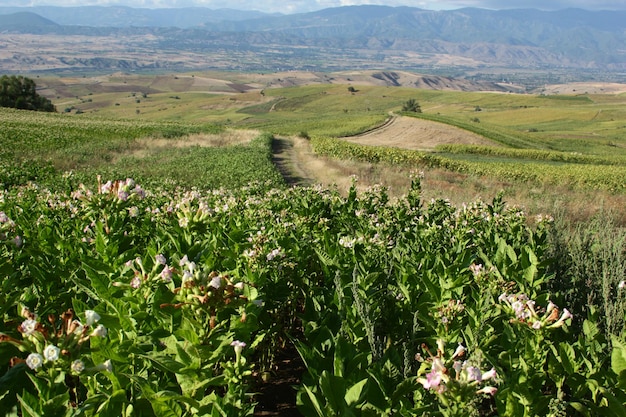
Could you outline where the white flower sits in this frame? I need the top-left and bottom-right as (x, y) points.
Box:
(20, 319), (38, 336)
(43, 345), (61, 362)
(619, 281), (626, 289)
(209, 275), (222, 290)
(91, 324), (108, 338)
(155, 254), (167, 265)
(469, 263), (483, 276)
(128, 206), (139, 217)
(160, 265), (173, 282)
(266, 248), (283, 261)
(466, 366), (482, 382)
(243, 249), (256, 258)
(26, 353), (43, 370)
(130, 275), (142, 289)
(481, 368), (497, 381)
(71, 360), (85, 374)
(72, 320), (84, 335)
(476, 386), (498, 396)
(85, 310), (101, 326)
(93, 359), (113, 372)
(231, 340), (246, 355)
(551, 308), (573, 328)
(436, 339), (445, 354)
(452, 343), (466, 359)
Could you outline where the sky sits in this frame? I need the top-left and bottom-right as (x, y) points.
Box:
(2, 0), (625, 13)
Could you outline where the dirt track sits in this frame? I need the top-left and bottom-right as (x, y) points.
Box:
(273, 115), (498, 190)
(343, 115), (498, 151)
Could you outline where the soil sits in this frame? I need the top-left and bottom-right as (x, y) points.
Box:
(253, 344), (306, 417)
(344, 115), (499, 150)
(270, 115), (500, 190)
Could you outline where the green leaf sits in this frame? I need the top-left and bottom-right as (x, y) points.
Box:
(17, 393), (40, 417)
(139, 353), (185, 374)
(82, 261), (111, 300)
(558, 342), (577, 374)
(600, 388), (626, 417)
(302, 385), (325, 417)
(612, 336), (626, 376)
(344, 378), (368, 406)
(319, 371), (347, 413)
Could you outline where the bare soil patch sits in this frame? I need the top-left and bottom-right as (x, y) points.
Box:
(344, 115), (500, 151)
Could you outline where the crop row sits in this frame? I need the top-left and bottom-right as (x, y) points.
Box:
(436, 144), (626, 166)
(0, 178), (625, 416)
(311, 136), (626, 192)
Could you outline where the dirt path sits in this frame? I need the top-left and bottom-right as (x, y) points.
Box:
(271, 115), (497, 188)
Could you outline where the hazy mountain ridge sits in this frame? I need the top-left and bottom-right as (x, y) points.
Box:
(0, 5), (625, 75)
(0, 6), (273, 28)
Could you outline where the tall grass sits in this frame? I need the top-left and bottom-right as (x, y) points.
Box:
(549, 211), (626, 343)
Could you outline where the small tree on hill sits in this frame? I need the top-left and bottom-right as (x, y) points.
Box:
(402, 98), (421, 113)
(0, 75), (56, 112)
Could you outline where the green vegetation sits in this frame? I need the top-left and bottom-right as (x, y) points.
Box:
(0, 75), (55, 112)
(401, 98), (422, 113)
(0, 179), (625, 416)
(0, 107), (282, 190)
(0, 75), (625, 416)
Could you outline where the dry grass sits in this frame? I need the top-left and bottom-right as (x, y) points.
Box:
(344, 115), (500, 150)
(287, 136), (626, 226)
(115, 129), (260, 160)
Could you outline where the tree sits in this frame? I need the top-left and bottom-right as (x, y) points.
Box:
(0, 75), (56, 112)
(402, 98), (421, 113)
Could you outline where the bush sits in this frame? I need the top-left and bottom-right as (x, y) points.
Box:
(0, 75), (55, 112)
(402, 98), (421, 113)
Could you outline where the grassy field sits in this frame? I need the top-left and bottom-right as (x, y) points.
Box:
(1, 72), (626, 417)
(7, 72), (626, 223)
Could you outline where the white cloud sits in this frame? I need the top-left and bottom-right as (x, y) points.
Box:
(1, 0), (625, 12)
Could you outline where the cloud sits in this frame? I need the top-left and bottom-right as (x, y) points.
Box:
(2, 0), (625, 12)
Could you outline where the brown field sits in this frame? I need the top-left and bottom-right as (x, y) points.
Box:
(343, 115), (500, 150)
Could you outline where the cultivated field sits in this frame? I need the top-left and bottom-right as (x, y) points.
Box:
(1, 71), (626, 417)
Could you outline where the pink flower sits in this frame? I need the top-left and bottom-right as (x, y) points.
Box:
(420, 369), (443, 390)
(160, 265), (173, 282)
(130, 275), (142, 289)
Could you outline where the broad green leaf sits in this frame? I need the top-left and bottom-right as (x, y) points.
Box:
(17, 394), (40, 417)
(319, 371), (347, 413)
(302, 385), (325, 417)
(344, 378), (368, 406)
(558, 342), (576, 374)
(611, 336), (626, 376)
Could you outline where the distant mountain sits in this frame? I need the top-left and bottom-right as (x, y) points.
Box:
(0, 6), (274, 28)
(199, 5), (626, 66)
(0, 11), (58, 32)
(0, 5), (625, 76)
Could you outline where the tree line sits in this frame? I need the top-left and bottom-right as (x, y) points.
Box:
(0, 75), (55, 112)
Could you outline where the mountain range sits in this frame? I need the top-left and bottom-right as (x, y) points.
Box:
(0, 5), (625, 79)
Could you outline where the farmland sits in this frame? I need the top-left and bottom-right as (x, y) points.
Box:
(0, 71), (625, 416)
